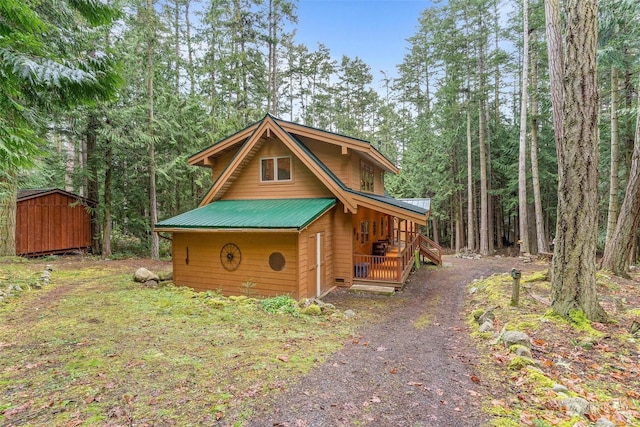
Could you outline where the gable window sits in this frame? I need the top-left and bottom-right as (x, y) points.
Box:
(360, 161), (374, 192)
(261, 156), (291, 182)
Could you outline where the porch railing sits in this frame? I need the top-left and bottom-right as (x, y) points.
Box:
(353, 236), (420, 284)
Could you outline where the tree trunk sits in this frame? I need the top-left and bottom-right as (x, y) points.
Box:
(267, 0), (278, 115)
(85, 113), (101, 255)
(173, 0), (180, 91)
(102, 130), (113, 258)
(185, 0), (195, 96)
(0, 174), (17, 256)
(530, 28), (548, 253)
(65, 132), (75, 192)
(548, 0), (607, 322)
(518, 0), (530, 255)
(600, 90), (640, 277)
(466, 92), (475, 252)
(432, 219), (439, 246)
(605, 67), (621, 245)
(544, 0), (564, 145)
(456, 189), (464, 253)
(147, 0), (159, 260)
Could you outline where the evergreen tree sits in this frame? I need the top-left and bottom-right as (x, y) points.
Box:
(0, 0), (120, 256)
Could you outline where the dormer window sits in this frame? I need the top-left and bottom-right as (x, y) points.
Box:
(261, 156), (291, 182)
(360, 161), (374, 192)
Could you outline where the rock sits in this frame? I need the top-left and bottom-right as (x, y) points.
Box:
(508, 356), (539, 370)
(552, 383), (569, 393)
(502, 331), (531, 349)
(301, 304), (322, 316)
(134, 268), (159, 283)
(560, 397), (589, 416)
(469, 287), (478, 294)
(344, 309), (356, 319)
(299, 298), (334, 314)
(478, 310), (495, 325)
(144, 280), (159, 287)
(158, 271), (173, 281)
(8, 284), (23, 292)
(594, 418), (615, 427)
(513, 346), (532, 358)
(478, 321), (495, 333)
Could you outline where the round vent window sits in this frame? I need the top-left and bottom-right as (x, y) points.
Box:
(269, 252), (286, 271)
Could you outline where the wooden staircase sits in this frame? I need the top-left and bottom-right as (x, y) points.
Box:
(418, 234), (443, 266)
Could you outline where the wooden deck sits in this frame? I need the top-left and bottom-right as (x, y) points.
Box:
(352, 234), (443, 289)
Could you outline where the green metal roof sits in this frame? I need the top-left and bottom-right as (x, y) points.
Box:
(155, 198), (336, 230)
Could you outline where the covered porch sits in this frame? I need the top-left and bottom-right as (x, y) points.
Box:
(351, 199), (442, 289)
(353, 231), (442, 289)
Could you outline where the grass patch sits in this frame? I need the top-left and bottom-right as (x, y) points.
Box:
(0, 259), (360, 426)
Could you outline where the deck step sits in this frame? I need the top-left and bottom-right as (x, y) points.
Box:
(349, 284), (396, 296)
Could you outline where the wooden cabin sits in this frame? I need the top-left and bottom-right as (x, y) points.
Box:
(16, 189), (94, 256)
(155, 114), (442, 298)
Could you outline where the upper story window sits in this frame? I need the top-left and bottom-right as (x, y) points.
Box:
(261, 156), (291, 182)
(360, 161), (374, 192)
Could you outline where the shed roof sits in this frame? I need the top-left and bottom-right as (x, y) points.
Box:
(17, 188), (96, 205)
(155, 198), (336, 231)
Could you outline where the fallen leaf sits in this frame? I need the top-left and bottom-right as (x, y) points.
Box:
(470, 375), (481, 383)
(277, 355), (289, 362)
(3, 400), (34, 419)
(407, 381), (423, 386)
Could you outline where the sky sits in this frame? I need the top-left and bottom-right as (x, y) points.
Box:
(291, 0), (436, 85)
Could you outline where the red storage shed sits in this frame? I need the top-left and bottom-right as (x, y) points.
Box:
(16, 189), (94, 256)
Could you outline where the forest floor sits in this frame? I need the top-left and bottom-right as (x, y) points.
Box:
(0, 254), (639, 426)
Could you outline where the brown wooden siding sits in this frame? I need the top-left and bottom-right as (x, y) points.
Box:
(16, 192), (92, 255)
(353, 207), (390, 257)
(223, 138), (333, 200)
(299, 137), (352, 187)
(332, 205), (353, 287)
(297, 210), (334, 298)
(211, 150), (236, 184)
(173, 232), (299, 297)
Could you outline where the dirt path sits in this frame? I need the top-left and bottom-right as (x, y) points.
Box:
(245, 256), (511, 427)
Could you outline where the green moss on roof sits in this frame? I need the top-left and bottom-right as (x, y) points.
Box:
(155, 198), (336, 230)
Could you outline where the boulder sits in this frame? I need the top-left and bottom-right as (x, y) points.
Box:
(502, 331), (531, 349)
(478, 321), (495, 333)
(478, 310), (495, 325)
(552, 383), (569, 393)
(344, 309), (356, 319)
(560, 397), (589, 417)
(513, 345), (532, 358)
(158, 271), (173, 281)
(134, 267), (159, 283)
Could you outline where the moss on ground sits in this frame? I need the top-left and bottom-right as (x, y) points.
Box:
(0, 260), (361, 426)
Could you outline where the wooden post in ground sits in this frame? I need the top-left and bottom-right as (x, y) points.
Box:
(511, 268), (521, 307)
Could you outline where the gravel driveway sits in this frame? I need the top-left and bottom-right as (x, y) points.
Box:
(244, 256), (509, 427)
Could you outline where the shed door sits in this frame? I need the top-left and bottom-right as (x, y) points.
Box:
(308, 232), (324, 297)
